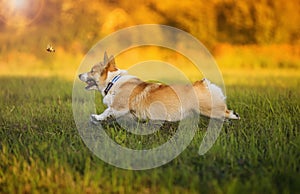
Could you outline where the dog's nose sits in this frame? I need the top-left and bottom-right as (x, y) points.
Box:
(78, 74), (82, 79)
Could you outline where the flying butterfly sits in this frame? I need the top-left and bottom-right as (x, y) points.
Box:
(46, 44), (55, 53)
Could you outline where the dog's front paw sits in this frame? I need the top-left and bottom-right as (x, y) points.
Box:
(91, 114), (100, 120)
(90, 114), (103, 124)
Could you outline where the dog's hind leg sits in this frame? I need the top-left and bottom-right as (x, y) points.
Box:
(225, 109), (240, 120)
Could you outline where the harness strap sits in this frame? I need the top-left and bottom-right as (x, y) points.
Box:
(104, 74), (121, 95)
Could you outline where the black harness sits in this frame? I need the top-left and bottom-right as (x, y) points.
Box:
(104, 74), (121, 95)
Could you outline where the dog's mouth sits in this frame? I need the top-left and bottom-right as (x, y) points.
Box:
(85, 79), (97, 89)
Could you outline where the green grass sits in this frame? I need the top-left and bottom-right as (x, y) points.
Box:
(0, 76), (299, 194)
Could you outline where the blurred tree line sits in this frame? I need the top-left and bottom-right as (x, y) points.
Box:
(0, 0), (299, 54)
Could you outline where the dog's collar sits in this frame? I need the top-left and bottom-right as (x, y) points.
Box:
(104, 74), (121, 95)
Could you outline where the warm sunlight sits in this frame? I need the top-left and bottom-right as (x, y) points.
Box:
(0, 0), (43, 27)
(0, 1), (299, 193)
(11, 0), (27, 10)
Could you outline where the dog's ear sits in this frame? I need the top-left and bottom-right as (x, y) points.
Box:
(103, 51), (109, 66)
(109, 55), (115, 66)
(103, 51), (117, 71)
(108, 55), (117, 71)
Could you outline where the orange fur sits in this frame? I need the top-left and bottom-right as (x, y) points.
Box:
(79, 52), (240, 122)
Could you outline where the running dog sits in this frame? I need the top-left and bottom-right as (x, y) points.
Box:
(79, 52), (240, 122)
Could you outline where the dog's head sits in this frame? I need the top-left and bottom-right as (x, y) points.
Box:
(79, 52), (118, 90)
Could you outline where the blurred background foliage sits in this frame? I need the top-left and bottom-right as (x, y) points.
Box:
(0, 0), (299, 77)
(1, 0), (300, 50)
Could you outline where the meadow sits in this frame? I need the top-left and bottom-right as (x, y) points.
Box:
(1, 0), (300, 192)
(0, 63), (299, 193)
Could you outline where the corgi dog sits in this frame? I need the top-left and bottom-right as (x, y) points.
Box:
(79, 52), (240, 123)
